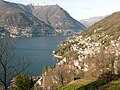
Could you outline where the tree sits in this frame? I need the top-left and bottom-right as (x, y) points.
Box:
(57, 68), (64, 85)
(13, 74), (34, 90)
(0, 30), (29, 90)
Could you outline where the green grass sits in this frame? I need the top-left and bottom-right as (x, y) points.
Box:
(58, 79), (120, 90)
(58, 79), (106, 90)
(103, 80), (120, 90)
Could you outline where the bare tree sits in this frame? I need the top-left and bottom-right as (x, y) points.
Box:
(0, 30), (29, 90)
(57, 68), (64, 86)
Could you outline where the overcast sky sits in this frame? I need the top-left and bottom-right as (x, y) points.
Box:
(5, 0), (120, 20)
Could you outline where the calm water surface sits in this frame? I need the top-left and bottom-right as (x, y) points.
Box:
(14, 36), (66, 75)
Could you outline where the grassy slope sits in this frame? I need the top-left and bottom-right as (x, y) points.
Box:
(58, 79), (120, 90)
(103, 80), (120, 90)
(58, 79), (106, 90)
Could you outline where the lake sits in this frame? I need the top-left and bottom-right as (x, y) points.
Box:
(13, 36), (66, 75)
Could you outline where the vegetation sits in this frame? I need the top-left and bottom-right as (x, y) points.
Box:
(103, 79), (120, 90)
(58, 79), (107, 90)
(13, 74), (34, 90)
(58, 79), (120, 90)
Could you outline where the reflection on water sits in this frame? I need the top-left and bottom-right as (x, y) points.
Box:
(13, 36), (66, 75)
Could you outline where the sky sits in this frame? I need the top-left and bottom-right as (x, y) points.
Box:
(5, 0), (120, 20)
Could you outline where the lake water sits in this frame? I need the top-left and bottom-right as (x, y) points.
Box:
(13, 36), (66, 75)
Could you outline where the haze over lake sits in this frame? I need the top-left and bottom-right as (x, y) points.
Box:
(13, 36), (66, 75)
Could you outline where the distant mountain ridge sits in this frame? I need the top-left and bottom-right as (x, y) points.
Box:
(80, 16), (105, 27)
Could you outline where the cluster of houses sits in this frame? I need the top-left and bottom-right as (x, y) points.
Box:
(0, 26), (33, 38)
(53, 32), (120, 77)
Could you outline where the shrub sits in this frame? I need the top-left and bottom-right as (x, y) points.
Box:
(98, 71), (119, 83)
(13, 74), (34, 90)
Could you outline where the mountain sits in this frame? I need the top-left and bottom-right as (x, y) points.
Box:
(80, 16), (105, 27)
(30, 5), (86, 35)
(0, 0), (54, 38)
(0, 1), (86, 37)
(85, 11), (120, 41)
(88, 12), (120, 32)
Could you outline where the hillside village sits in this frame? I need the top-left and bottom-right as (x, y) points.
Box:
(32, 12), (120, 90)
